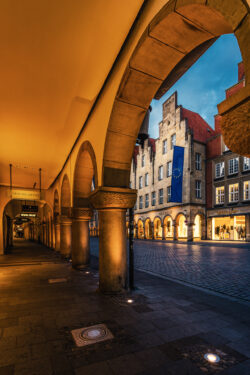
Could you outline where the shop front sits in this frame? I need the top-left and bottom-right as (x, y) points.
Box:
(211, 215), (246, 241)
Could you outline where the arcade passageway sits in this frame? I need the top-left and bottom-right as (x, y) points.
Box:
(1, 240), (250, 374)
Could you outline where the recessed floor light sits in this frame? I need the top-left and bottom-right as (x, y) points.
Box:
(204, 353), (220, 363)
(71, 324), (113, 347)
(85, 271), (90, 274)
(127, 299), (133, 303)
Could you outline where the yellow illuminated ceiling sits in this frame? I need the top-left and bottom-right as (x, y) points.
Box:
(0, 0), (143, 188)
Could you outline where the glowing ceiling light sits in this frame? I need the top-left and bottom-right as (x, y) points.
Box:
(204, 353), (220, 363)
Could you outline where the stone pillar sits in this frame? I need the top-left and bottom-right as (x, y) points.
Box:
(187, 222), (194, 242)
(54, 216), (60, 251)
(90, 187), (137, 294)
(43, 223), (46, 244)
(245, 214), (250, 242)
(60, 215), (72, 258)
(162, 224), (167, 240)
(134, 224), (137, 239)
(173, 221), (178, 241)
(151, 222), (155, 239)
(71, 207), (93, 269)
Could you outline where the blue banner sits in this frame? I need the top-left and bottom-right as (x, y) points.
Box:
(170, 146), (184, 203)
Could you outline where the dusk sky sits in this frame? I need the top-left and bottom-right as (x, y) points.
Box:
(149, 34), (242, 138)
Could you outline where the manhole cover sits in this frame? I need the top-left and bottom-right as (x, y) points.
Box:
(71, 324), (114, 347)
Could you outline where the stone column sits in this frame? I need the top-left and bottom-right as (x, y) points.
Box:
(173, 221), (178, 241)
(245, 214), (250, 242)
(162, 224), (167, 240)
(134, 224), (138, 239)
(43, 223), (46, 244)
(54, 216), (60, 251)
(187, 222), (194, 242)
(151, 222), (155, 239)
(60, 215), (72, 258)
(90, 187), (137, 294)
(71, 207), (93, 269)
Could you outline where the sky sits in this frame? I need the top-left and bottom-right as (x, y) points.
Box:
(149, 34), (242, 139)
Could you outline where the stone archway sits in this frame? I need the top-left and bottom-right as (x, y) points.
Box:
(137, 219), (144, 239)
(193, 214), (202, 240)
(163, 215), (173, 239)
(154, 217), (162, 239)
(59, 175), (72, 258)
(71, 141), (97, 269)
(176, 213), (187, 240)
(145, 218), (152, 239)
(102, 0), (249, 189)
(53, 189), (60, 250)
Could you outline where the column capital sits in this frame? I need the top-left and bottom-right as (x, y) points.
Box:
(89, 186), (137, 210)
(72, 207), (93, 221)
(60, 215), (72, 225)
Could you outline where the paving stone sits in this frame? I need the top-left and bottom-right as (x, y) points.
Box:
(0, 240), (250, 375)
(75, 361), (113, 375)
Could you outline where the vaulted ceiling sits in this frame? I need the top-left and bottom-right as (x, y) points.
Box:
(0, 0), (143, 188)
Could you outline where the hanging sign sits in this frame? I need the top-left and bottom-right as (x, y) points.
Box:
(10, 189), (40, 201)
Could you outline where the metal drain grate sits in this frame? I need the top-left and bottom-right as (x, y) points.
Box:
(48, 278), (67, 283)
(71, 324), (113, 347)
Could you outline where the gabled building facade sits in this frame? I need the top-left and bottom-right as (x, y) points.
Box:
(129, 92), (215, 241)
(206, 62), (250, 241)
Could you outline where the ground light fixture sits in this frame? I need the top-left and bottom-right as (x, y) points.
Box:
(204, 353), (220, 363)
(127, 299), (133, 303)
(85, 271), (90, 274)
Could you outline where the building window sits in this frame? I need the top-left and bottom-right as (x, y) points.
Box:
(141, 154), (145, 167)
(158, 165), (163, 180)
(145, 193), (149, 208)
(163, 139), (167, 154)
(129, 181), (132, 188)
(171, 134), (176, 149)
(224, 144), (229, 152)
(228, 158), (239, 175)
(159, 189), (163, 204)
(167, 186), (171, 202)
(139, 176), (143, 189)
(216, 186), (224, 204)
(244, 181), (250, 200)
(139, 196), (143, 209)
(229, 183), (239, 202)
(243, 157), (250, 171)
(195, 153), (201, 170)
(195, 180), (202, 198)
(152, 191), (156, 206)
(215, 162), (224, 178)
(145, 173), (149, 186)
(167, 161), (172, 177)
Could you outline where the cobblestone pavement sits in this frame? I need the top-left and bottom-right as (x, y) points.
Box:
(1, 240), (250, 374)
(90, 239), (250, 304)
